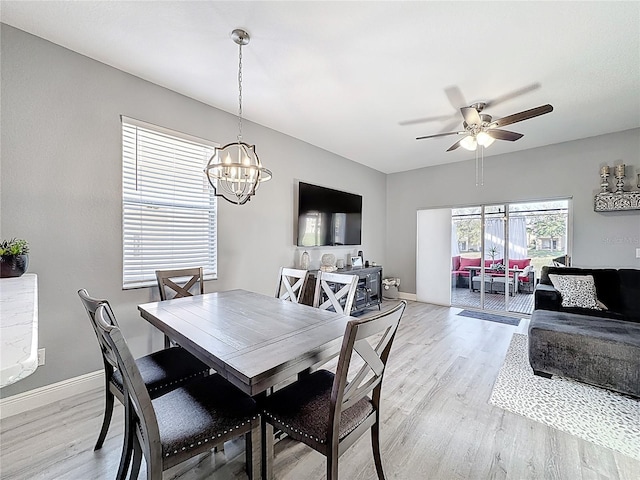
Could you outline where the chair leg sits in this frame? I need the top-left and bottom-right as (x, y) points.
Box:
(245, 424), (261, 480)
(326, 450), (338, 480)
(95, 385), (115, 450)
(371, 422), (386, 480)
(261, 419), (274, 480)
(129, 435), (142, 480)
(116, 411), (134, 480)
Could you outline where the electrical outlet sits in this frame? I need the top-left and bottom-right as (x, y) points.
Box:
(37, 348), (45, 366)
(636, 248), (640, 259)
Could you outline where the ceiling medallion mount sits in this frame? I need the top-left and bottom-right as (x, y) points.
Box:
(205, 28), (272, 205)
(231, 28), (250, 46)
(469, 102), (487, 113)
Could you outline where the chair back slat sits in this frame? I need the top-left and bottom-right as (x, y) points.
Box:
(156, 267), (204, 300)
(341, 338), (387, 409)
(313, 272), (358, 315)
(78, 289), (120, 369)
(330, 301), (406, 426)
(353, 339), (385, 376)
(276, 267), (309, 303)
(94, 304), (162, 457)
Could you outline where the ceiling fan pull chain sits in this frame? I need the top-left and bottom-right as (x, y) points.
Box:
(481, 146), (485, 186)
(475, 148), (479, 187)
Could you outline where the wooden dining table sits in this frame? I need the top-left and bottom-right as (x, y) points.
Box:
(138, 288), (353, 479)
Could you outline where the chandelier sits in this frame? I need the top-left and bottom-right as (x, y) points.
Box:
(205, 29), (272, 205)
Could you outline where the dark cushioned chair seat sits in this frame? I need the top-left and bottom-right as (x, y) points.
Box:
(261, 370), (374, 447)
(153, 373), (258, 458)
(111, 346), (209, 397)
(529, 309), (640, 397)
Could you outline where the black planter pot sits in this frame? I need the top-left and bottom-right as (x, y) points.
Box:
(0, 254), (29, 278)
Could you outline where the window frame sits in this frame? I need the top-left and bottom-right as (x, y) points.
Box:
(121, 116), (218, 290)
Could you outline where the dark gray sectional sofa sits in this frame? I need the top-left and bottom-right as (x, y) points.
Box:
(528, 266), (640, 398)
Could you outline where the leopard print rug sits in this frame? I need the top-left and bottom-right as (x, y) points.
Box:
(490, 333), (640, 460)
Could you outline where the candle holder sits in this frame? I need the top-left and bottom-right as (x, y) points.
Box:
(614, 164), (625, 193)
(599, 165), (610, 193)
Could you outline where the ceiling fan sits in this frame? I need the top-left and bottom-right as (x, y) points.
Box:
(416, 102), (554, 152)
(400, 83), (541, 132)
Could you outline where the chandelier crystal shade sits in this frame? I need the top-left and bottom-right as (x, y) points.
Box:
(205, 29), (272, 205)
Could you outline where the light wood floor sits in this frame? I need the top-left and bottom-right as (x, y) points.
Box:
(2, 301), (638, 479)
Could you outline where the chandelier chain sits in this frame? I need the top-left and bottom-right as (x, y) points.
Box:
(237, 43), (243, 142)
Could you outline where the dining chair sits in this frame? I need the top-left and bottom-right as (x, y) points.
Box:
(313, 271), (359, 315)
(78, 289), (210, 478)
(92, 303), (261, 480)
(261, 300), (407, 480)
(155, 267), (204, 300)
(275, 267), (309, 303)
(155, 267), (204, 347)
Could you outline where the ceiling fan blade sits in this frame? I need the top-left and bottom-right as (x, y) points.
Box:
(439, 117), (462, 134)
(484, 83), (540, 109)
(446, 139), (464, 151)
(494, 104), (554, 128)
(487, 129), (524, 141)
(461, 107), (481, 125)
(444, 85), (467, 109)
(399, 114), (455, 126)
(416, 131), (461, 140)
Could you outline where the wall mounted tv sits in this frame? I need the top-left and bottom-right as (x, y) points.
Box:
(297, 182), (362, 247)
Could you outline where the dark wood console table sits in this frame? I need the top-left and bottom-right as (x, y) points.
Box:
(301, 265), (383, 315)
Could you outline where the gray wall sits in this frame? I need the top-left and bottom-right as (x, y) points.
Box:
(0, 25), (387, 397)
(386, 128), (640, 294)
(2, 24), (639, 398)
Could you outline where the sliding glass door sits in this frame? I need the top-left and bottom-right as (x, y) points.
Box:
(451, 199), (570, 315)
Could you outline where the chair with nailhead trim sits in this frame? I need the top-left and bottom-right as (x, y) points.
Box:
(92, 302), (261, 480)
(261, 300), (407, 480)
(78, 289), (211, 479)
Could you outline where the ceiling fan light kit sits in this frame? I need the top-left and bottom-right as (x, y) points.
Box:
(476, 131), (495, 147)
(460, 135), (477, 151)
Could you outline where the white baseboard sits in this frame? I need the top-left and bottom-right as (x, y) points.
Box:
(0, 370), (103, 419)
(398, 291), (417, 301)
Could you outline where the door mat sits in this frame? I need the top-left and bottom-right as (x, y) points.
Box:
(490, 333), (640, 460)
(457, 309), (521, 326)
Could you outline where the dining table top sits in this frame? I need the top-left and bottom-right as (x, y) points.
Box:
(138, 289), (352, 396)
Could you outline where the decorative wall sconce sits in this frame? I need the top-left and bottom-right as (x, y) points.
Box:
(599, 165), (610, 193)
(614, 164), (625, 193)
(594, 163), (640, 212)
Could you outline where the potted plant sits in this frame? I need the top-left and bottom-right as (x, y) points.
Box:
(488, 246), (499, 269)
(0, 238), (29, 278)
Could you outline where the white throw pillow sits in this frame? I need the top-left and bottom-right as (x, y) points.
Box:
(548, 273), (601, 309)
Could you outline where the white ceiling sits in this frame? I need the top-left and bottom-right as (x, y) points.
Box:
(2, 1), (639, 174)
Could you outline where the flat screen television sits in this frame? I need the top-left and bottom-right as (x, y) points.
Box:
(297, 182), (362, 247)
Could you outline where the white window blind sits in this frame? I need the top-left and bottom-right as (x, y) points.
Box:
(122, 117), (217, 289)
